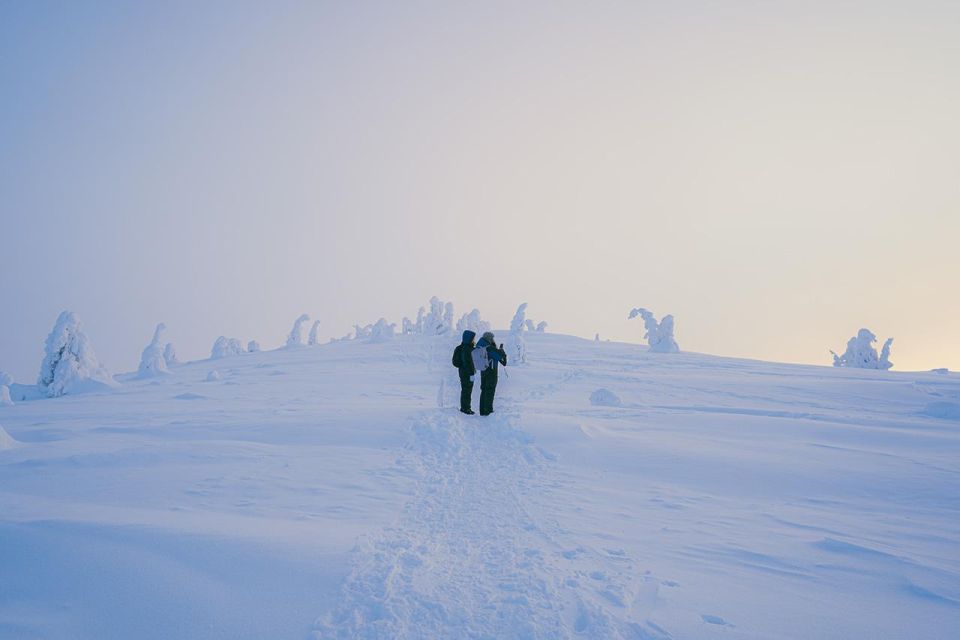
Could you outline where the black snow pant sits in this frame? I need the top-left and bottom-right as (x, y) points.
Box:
(459, 370), (474, 412)
(479, 368), (498, 415)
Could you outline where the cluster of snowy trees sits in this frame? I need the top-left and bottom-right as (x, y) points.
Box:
(629, 308), (679, 353)
(831, 329), (893, 370)
(400, 297), (454, 336)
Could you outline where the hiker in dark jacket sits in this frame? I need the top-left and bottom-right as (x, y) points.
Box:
(476, 331), (507, 416)
(453, 330), (477, 414)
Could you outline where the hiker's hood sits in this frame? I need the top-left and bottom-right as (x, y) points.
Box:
(477, 336), (490, 348)
(461, 330), (476, 344)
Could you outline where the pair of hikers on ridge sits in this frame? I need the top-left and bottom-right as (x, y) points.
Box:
(452, 330), (507, 416)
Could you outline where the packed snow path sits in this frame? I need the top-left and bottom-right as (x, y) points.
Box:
(316, 398), (669, 639)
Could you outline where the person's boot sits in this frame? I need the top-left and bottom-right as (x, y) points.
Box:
(460, 408), (475, 415)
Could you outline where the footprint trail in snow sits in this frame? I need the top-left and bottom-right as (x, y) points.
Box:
(314, 395), (671, 639)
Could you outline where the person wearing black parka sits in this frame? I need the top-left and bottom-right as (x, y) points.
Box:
(452, 330), (477, 414)
(476, 331), (507, 416)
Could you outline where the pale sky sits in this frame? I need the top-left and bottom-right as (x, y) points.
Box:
(1, 1), (958, 381)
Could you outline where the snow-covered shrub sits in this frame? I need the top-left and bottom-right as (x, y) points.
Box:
(354, 323), (372, 340)
(510, 303), (528, 333)
(402, 317), (416, 334)
(590, 388), (622, 407)
(286, 313), (311, 347)
(211, 336), (244, 359)
(329, 333), (352, 343)
(38, 311), (116, 397)
(831, 329), (893, 370)
(308, 320), (322, 346)
(629, 308), (679, 353)
(163, 343), (179, 366)
(0, 371), (13, 406)
(456, 309), (491, 335)
(247, 340), (260, 353)
(138, 323), (169, 378)
(524, 319), (548, 332)
(206, 370), (222, 382)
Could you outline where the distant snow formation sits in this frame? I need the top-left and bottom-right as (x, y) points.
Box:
(286, 314), (311, 347)
(206, 370), (222, 382)
(138, 323), (170, 378)
(831, 329), (893, 370)
(369, 318), (396, 342)
(308, 321), (322, 346)
(629, 308), (679, 353)
(38, 311), (116, 397)
(163, 342), (179, 366)
(0, 371), (13, 406)
(456, 309), (491, 335)
(507, 303), (529, 364)
(247, 340), (261, 353)
(211, 337), (244, 359)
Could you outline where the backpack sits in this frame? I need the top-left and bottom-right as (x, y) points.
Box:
(471, 345), (490, 372)
(451, 345), (462, 368)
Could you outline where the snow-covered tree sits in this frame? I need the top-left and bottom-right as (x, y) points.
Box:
(507, 303), (529, 364)
(456, 309), (491, 335)
(354, 323), (372, 340)
(286, 313), (311, 347)
(443, 303), (454, 335)
(369, 318), (396, 342)
(138, 323), (169, 378)
(308, 320), (322, 346)
(415, 307), (426, 334)
(402, 317), (415, 334)
(629, 308), (679, 353)
(38, 311), (116, 397)
(831, 329), (893, 370)
(0, 371), (13, 406)
(163, 343), (179, 366)
(423, 297), (447, 335)
(247, 340), (261, 353)
(211, 336), (244, 359)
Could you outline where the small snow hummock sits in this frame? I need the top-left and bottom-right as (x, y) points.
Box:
(247, 340), (261, 353)
(286, 313), (311, 347)
(931, 368), (949, 375)
(211, 336), (244, 359)
(0, 371), (13, 406)
(38, 311), (116, 397)
(831, 329), (893, 370)
(205, 370), (222, 382)
(590, 388), (622, 407)
(923, 401), (960, 421)
(138, 323), (170, 378)
(0, 424), (17, 450)
(629, 308), (679, 353)
(308, 320), (322, 346)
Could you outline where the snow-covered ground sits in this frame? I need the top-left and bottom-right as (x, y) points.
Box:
(1, 333), (958, 639)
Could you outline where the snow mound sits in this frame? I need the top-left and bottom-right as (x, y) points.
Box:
(38, 310), (116, 397)
(590, 388), (622, 407)
(0, 424), (17, 450)
(923, 402), (960, 421)
(205, 370), (222, 382)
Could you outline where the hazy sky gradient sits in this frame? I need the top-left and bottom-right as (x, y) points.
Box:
(1, 1), (958, 381)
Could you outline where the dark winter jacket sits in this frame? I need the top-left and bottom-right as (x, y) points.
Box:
(476, 336), (507, 372)
(456, 330), (477, 376)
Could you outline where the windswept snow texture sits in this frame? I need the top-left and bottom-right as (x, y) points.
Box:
(1, 333), (959, 639)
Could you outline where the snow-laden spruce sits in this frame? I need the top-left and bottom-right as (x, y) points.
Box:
(38, 311), (116, 397)
(247, 340), (260, 353)
(211, 336), (244, 359)
(138, 323), (170, 378)
(629, 308), (679, 353)
(286, 314), (311, 347)
(0, 371), (13, 406)
(308, 320), (322, 346)
(831, 328), (893, 370)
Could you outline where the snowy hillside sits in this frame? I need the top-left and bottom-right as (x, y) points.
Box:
(1, 333), (958, 639)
